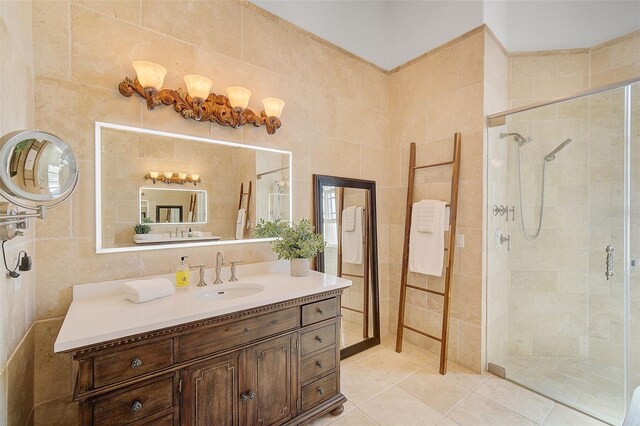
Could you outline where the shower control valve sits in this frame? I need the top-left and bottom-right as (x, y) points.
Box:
(493, 205), (515, 221)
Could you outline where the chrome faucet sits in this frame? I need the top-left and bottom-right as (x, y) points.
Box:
(214, 251), (224, 284)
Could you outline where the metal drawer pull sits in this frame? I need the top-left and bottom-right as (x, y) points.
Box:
(244, 327), (249, 334)
(249, 391), (255, 400)
(131, 400), (142, 412)
(316, 361), (323, 369)
(315, 336), (323, 343)
(317, 387), (324, 395)
(130, 358), (142, 369)
(240, 393), (248, 403)
(318, 308), (324, 315)
(606, 245), (615, 280)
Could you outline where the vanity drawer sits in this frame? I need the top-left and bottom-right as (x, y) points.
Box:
(178, 307), (299, 361)
(94, 339), (173, 388)
(300, 323), (336, 356)
(301, 347), (336, 383)
(93, 375), (174, 425)
(301, 298), (337, 326)
(301, 372), (337, 411)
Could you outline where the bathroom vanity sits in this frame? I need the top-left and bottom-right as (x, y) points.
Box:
(55, 262), (350, 425)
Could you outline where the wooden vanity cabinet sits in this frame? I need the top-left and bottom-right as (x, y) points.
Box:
(69, 290), (346, 425)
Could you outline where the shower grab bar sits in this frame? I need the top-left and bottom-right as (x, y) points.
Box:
(606, 245), (615, 280)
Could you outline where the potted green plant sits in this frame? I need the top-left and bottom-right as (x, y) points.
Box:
(133, 217), (152, 241)
(255, 218), (326, 277)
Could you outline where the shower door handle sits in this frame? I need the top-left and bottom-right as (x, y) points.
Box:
(605, 245), (614, 280)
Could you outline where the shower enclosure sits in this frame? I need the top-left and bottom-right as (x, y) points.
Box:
(486, 78), (640, 425)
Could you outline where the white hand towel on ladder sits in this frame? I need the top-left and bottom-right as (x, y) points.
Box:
(343, 206), (357, 232)
(236, 208), (246, 240)
(409, 200), (447, 276)
(415, 200), (437, 232)
(342, 206), (363, 264)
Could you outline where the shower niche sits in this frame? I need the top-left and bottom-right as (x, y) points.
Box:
(486, 80), (640, 425)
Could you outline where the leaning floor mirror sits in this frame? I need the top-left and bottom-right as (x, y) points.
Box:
(313, 175), (380, 358)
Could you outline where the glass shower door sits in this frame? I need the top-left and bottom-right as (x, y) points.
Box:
(487, 85), (631, 425)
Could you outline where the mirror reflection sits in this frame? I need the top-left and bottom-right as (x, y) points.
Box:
(97, 123), (291, 251)
(0, 130), (78, 203)
(314, 175), (380, 358)
(140, 188), (207, 224)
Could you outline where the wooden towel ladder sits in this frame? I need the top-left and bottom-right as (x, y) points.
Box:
(395, 132), (461, 375)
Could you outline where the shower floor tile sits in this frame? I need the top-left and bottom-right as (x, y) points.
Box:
(502, 354), (627, 424)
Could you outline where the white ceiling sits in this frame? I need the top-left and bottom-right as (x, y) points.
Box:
(253, 0), (640, 70)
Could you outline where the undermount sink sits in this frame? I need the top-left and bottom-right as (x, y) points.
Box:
(199, 283), (265, 300)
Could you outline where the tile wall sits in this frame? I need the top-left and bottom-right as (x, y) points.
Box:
(0, 0), (36, 424)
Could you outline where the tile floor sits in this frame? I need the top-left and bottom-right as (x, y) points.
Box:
(312, 338), (608, 426)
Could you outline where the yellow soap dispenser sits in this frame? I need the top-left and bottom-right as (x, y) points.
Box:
(176, 256), (190, 291)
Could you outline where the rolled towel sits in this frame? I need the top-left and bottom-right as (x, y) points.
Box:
(124, 278), (174, 303)
(343, 206), (357, 232)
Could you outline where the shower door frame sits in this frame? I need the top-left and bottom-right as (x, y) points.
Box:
(485, 76), (640, 422)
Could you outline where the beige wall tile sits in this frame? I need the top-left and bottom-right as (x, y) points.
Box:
(32, 1), (70, 80)
(34, 319), (71, 404)
(7, 328), (34, 426)
(74, 0), (140, 24)
(142, 1), (240, 59)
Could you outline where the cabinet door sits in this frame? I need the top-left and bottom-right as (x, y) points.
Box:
(246, 334), (298, 425)
(180, 351), (242, 426)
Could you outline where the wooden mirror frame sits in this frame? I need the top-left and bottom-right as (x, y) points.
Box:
(313, 174), (381, 359)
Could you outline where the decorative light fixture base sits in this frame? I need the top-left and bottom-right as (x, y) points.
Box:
(118, 77), (282, 135)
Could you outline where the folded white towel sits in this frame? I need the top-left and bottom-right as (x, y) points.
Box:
(342, 206), (364, 264)
(409, 200), (447, 276)
(123, 278), (174, 303)
(415, 200), (437, 233)
(236, 208), (246, 240)
(343, 206), (357, 232)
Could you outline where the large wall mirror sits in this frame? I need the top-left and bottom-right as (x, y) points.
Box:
(96, 122), (292, 253)
(313, 175), (380, 358)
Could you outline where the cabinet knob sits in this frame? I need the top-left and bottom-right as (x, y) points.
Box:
(131, 400), (143, 412)
(240, 393), (248, 403)
(316, 361), (323, 369)
(318, 308), (324, 315)
(317, 387), (324, 395)
(244, 327), (249, 334)
(315, 336), (323, 343)
(130, 358), (142, 369)
(249, 391), (256, 400)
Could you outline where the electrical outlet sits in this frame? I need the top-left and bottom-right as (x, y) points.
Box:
(456, 233), (465, 248)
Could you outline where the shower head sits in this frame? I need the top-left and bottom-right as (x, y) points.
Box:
(499, 132), (533, 147)
(544, 138), (573, 162)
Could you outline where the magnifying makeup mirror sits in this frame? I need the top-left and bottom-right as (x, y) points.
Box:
(0, 130), (79, 240)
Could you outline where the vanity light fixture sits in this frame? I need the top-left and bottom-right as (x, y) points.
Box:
(119, 61), (285, 135)
(145, 171), (201, 186)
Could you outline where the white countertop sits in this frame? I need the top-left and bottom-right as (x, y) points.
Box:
(54, 261), (351, 353)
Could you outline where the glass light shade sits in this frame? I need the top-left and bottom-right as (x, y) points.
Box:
(178, 173), (187, 180)
(163, 171), (173, 179)
(184, 74), (212, 99)
(262, 98), (285, 118)
(191, 174), (200, 181)
(226, 87), (252, 109)
(149, 171), (159, 179)
(132, 61), (167, 90)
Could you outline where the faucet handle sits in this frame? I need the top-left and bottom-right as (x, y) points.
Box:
(190, 265), (207, 286)
(228, 260), (244, 282)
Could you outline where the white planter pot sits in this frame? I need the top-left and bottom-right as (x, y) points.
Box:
(290, 258), (310, 277)
(134, 234), (151, 242)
